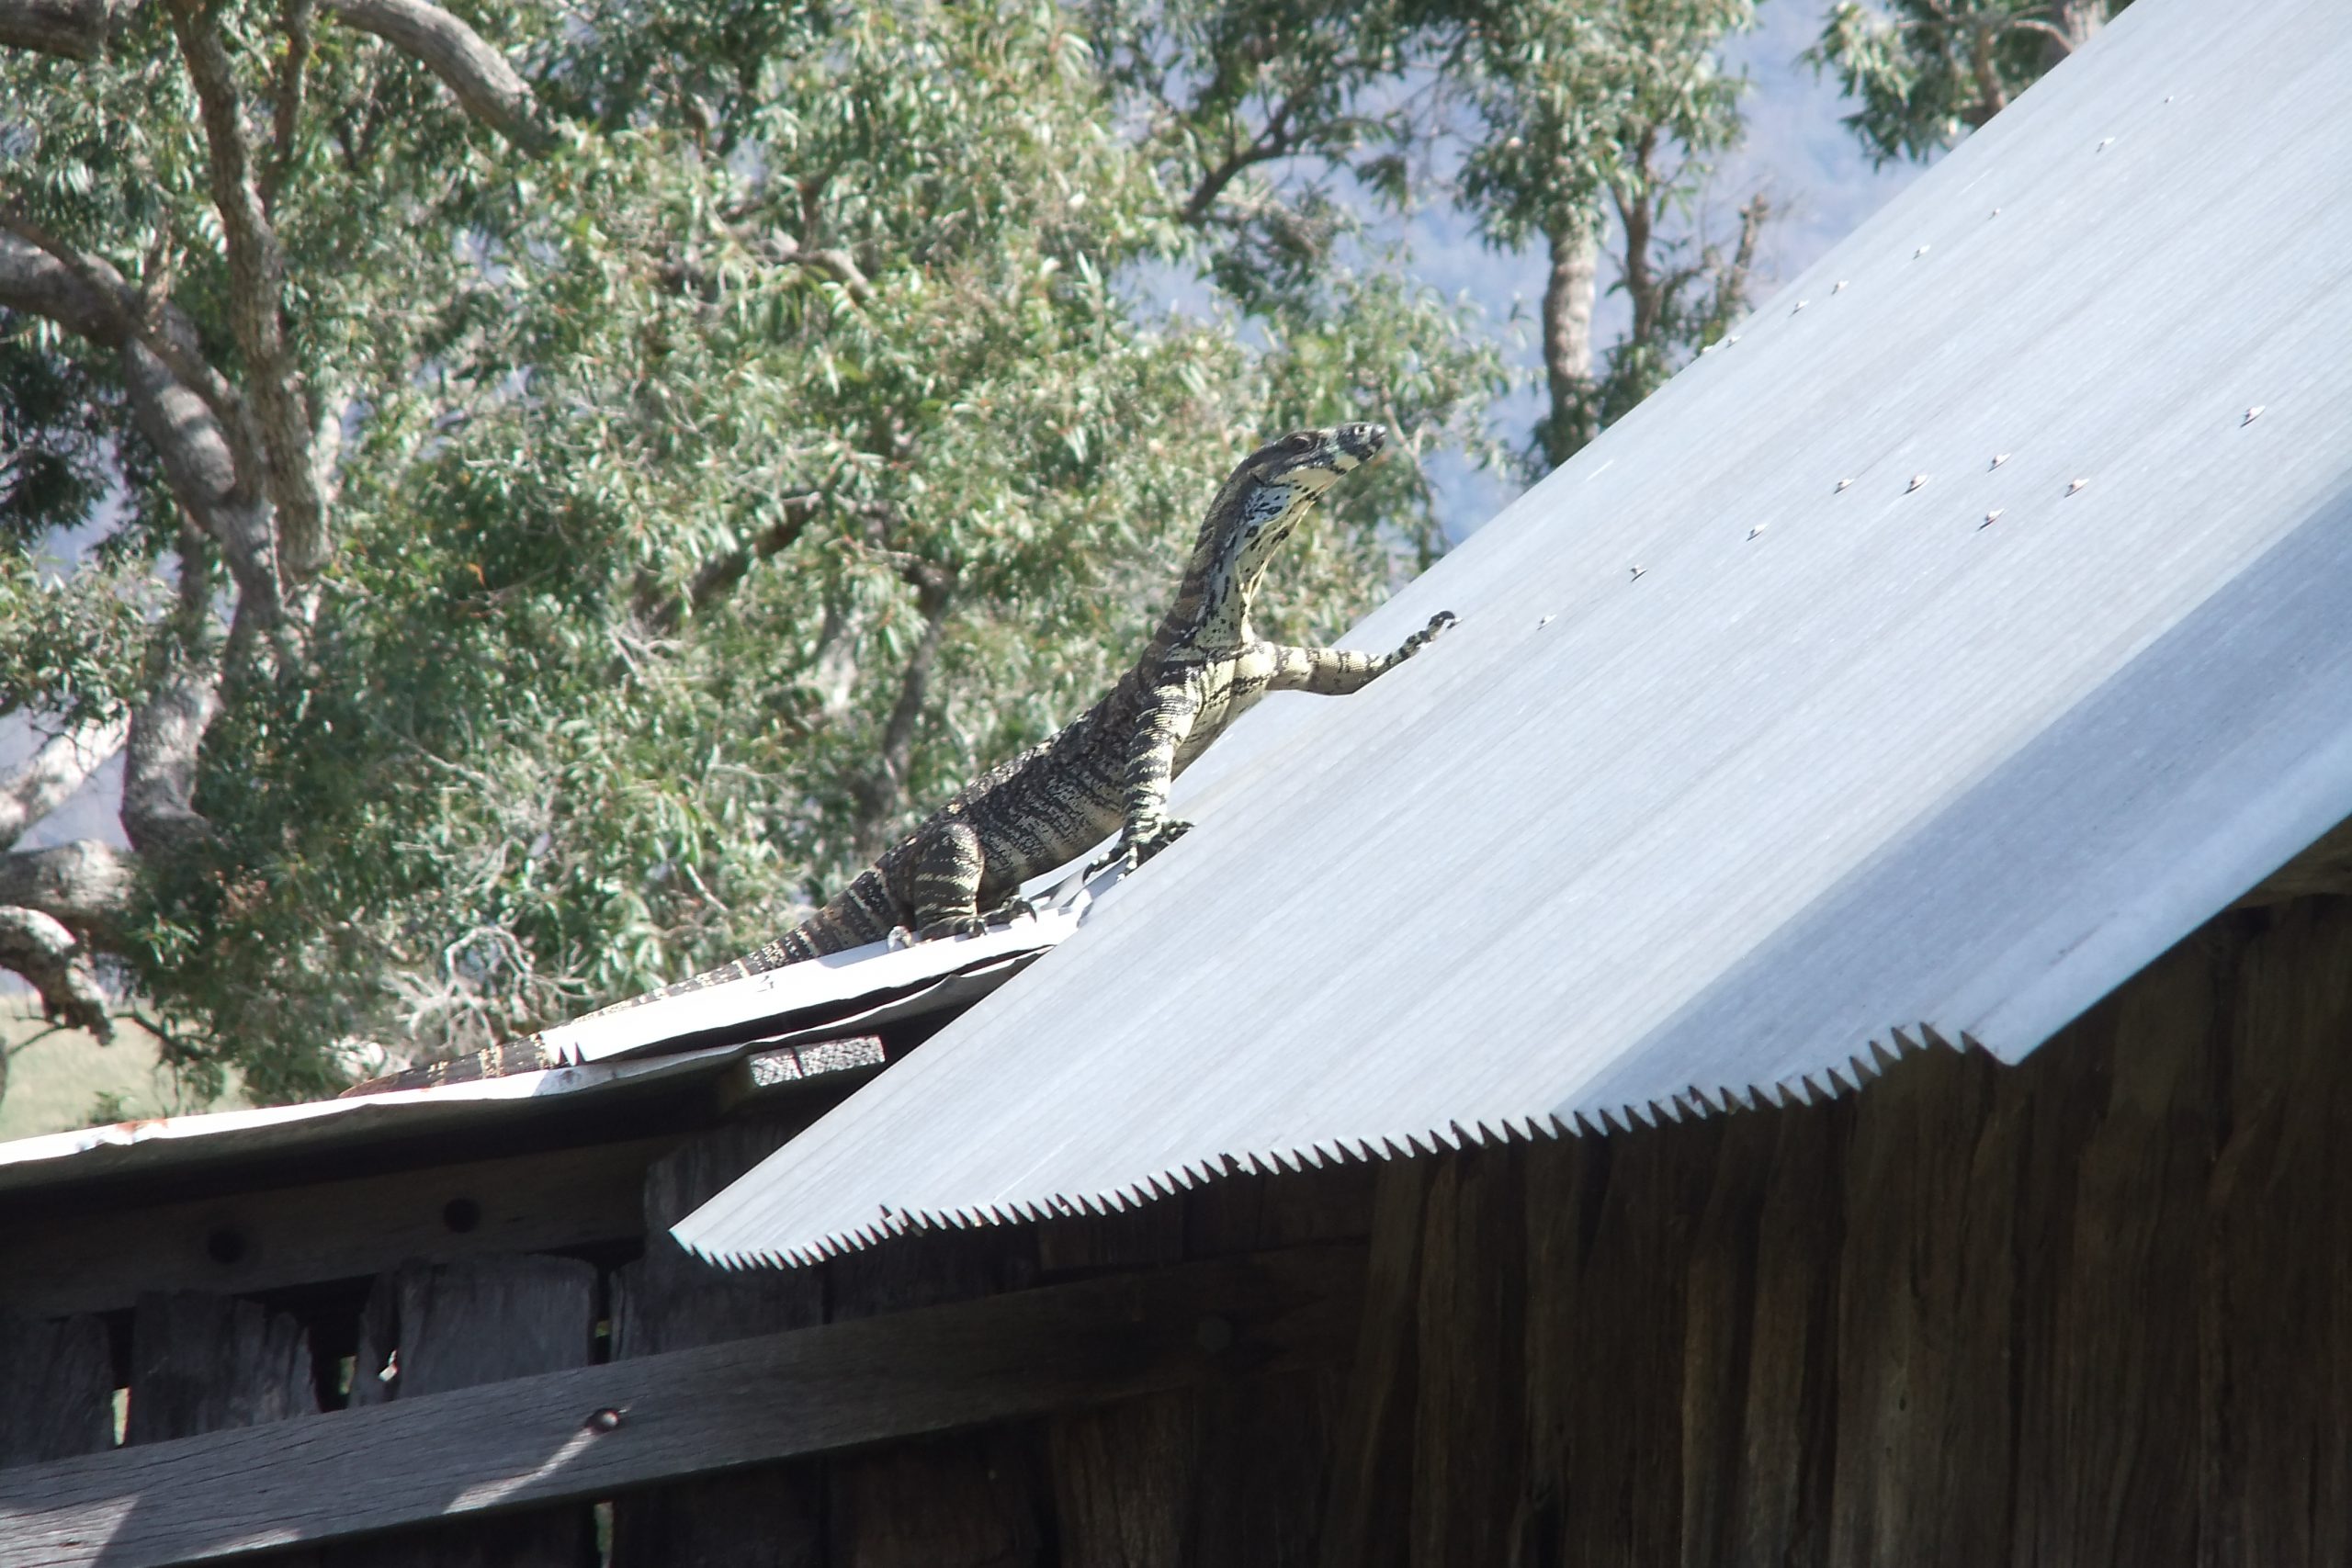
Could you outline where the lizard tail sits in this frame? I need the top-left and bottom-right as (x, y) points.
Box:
(341, 1036), (558, 1097)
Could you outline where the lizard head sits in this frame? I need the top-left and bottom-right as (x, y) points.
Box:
(1236, 422), (1387, 495)
(1155, 423), (1390, 650)
(1189, 423), (1387, 625)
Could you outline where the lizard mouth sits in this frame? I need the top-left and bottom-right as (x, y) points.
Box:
(1332, 422), (1389, 470)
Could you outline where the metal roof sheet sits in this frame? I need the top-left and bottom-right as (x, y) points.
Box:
(675, 0), (2352, 1266)
(0, 897), (1081, 1197)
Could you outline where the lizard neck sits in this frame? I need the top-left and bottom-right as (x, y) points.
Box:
(1137, 464), (1312, 671)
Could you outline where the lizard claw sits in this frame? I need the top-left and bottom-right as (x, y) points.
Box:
(1118, 818), (1192, 874)
(1394, 611), (1457, 661)
(913, 913), (990, 942)
(983, 893), (1040, 927)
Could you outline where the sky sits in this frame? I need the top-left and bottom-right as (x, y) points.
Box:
(2, 2), (1940, 854)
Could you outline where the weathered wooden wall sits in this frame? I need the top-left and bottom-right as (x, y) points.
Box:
(5, 896), (2349, 1566)
(1325, 895), (2352, 1568)
(0, 1112), (1374, 1567)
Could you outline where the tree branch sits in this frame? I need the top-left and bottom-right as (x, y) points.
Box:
(0, 840), (140, 931)
(262, 0), (317, 212)
(0, 226), (112, 339)
(0, 716), (128, 847)
(169, 0), (329, 583)
(119, 341), (285, 622)
(0, 236), (243, 859)
(0, 217), (248, 436)
(1178, 81), (1322, 227)
(635, 491), (822, 631)
(122, 516), (227, 856)
(121, 653), (220, 857)
(767, 233), (872, 305)
(0, 0), (113, 60)
(0, 905), (111, 1039)
(319, 0), (552, 155)
(1965, 16), (2009, 125)
(2007, 17), (2080, 53)
(0, 231), (285, 617)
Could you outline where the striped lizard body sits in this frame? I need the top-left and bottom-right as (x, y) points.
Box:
(345, 423), (1453, 1093)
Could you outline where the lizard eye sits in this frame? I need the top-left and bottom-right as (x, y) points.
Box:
(1286, 432), (1317, 454)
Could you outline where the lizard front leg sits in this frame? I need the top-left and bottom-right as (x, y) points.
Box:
(1118, 672), (1204, 872)
(908, 817), (989, 941)
(1264, 611), (1457, 695)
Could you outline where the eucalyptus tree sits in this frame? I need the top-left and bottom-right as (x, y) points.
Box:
(1083, 0), (1767, 477)
(1808, 0), (2126, 164)
(0, 0), (1500, 1100)
(1456, 0), (1763, 469)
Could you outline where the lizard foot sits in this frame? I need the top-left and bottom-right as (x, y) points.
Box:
(913, 913), (990, 942)
(981, 893), (1039, 927)
(1396, 610), (1457, 659)
(1118, 818), (1192, 874)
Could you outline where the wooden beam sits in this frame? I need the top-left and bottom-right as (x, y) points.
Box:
(0, 1138), (673, 1318)
(0, 1244), (1362, 1568)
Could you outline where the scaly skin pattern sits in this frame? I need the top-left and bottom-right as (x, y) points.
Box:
(345, 423), (1453, 1094)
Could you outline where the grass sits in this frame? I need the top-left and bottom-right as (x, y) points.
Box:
(0, 1006), (249, 1141)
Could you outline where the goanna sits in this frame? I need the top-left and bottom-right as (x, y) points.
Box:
(346, 423), (1452, 1093)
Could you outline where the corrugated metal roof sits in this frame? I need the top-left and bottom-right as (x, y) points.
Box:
(0, 1042), (752, 1197)
(0, 895), (1084, 1196)
(675, 0), (2352, 1267)
(537, 901), (1080, 1066)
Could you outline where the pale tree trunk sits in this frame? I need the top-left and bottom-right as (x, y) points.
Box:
(2020, 0), (2112, 79)
(1966, 16), (2010, 125)
(2051, 0), (2109, 51)
(1539, 218), (1600, 471)
(0, 0), (553, 1044)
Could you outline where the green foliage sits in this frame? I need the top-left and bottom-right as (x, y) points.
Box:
(0, 333), (111, 546)
(0, 0), (1506, 1100)
(1457, 0), (1751, 247)
(1806, 0), (2128, 165)
(1454, 0), (1760, 468)
(0, 553), (155, 725)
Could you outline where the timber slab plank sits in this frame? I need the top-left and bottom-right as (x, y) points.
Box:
(0, 1311), (113, 1467)
(0, 1244), (1362, 1568)
(0, 1136), (670, 1319)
